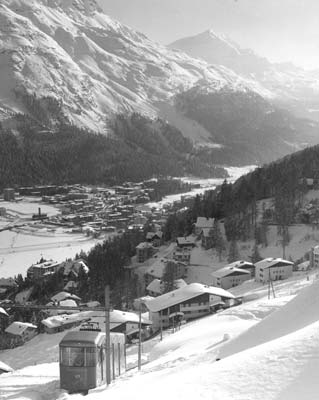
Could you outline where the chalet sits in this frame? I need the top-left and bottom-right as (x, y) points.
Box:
(296, 260), (310, 272)
(255, 258), (294, 283)
(60, 259), (89, 280)
(227, 260), (255, 277)
(146, 231), (163, 247)
(27, 260), (61, 280)
(176, 236), (196, 250)
(51, 291), (81, 304)
(136, 242), (154, 263)
(0, 278), (17, 299)
(0, 361), (13, 375)
(145, 283), (235, 330)
(173, 248), (191, 264)
(109, 310), (152, 342)
(42, 312), (92, 334)
(146, 278), (187, 297)
(194, 217), (214, 236)
(5, 321), (37, 344)
(212, 266), (251, 289)
(144, 259), (187, 287)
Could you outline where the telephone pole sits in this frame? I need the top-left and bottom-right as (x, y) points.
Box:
(105, 285), (111, 385)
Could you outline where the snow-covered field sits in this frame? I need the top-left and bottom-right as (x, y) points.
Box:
(147, 166), (256, 209)
(0, 198), (101, 278)
(1, 271), (318, 400)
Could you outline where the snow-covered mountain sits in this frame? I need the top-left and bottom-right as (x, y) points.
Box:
(0, 0), (269, 134)
(0, 0), (318, 176)
(170, 29), (319, 121)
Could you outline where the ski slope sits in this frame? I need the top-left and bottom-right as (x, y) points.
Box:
(1, 271), (318, 400)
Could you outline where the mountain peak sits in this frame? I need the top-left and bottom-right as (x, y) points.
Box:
(6, 0), (101, 14)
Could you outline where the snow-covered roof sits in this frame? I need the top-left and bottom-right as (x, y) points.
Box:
(145, 283), (235, 312)
(195, 217), (214, 229)
(147, 279), (162, 294)
(255, 258), (293, 270)
(41, 311), (92, 329)
(146, 258), (167, 279)
(146, 231), (163, 240)
(227, 260), (254, 269)
(176, 237), (196, 247)
(110, 310), (152, 325)
(136, 242), (153, 249)
(59, 299), (78, 308)
(212, 266), (251, 279)
(0, 307), (9, 317)
(0, 361), (13, 373)
(51, 291), (81, 302)
(296, 261), (310, 271)
(5, 321), (37, 336)
(0, 277), (17, 287)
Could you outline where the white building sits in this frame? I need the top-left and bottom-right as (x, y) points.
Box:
(145, 283), (234, 330)
(311, 245), (319, 268)
(255, 258), (294, 283)
(212, 266), (251, 290)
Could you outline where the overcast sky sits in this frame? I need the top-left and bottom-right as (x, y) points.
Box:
(98, 0), (319, 69)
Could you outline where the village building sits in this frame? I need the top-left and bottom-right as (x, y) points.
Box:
(194, 217), (214, 236)
(5, 321), (38, 344)
(146, 231), (163, 247)
(0, 277), (17, 299)
(255, 258), (294, 283)
(41, 312), (92, 334)
(227, 260), (255, 277)
(212, 266), (251, 290)
(173, 248), (191, 264)
(108, 310), (152, 342)
(27, 260), (61, 280)
(310, 245), (319, 269)
(146, 278), (187, 297)
(59, 258), (89, 280)
(145, 283), (235, 330)
(136, 242), (154, 263)
(51, 291), (81, 304)
(296, 260), (310, 272)
(0, 207), (6, 216)
(176, 236), (196, 250)
(144, 259), (187, 287)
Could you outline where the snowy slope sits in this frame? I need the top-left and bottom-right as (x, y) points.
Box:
(1, 271), (319, 399)
(0, 0), (269, 134)
(170, 29), (319, 121)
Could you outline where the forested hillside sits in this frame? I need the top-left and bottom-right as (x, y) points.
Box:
(0, 111), (227, 189)
(164, 144), (319, 243)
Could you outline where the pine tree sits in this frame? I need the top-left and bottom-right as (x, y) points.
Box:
(250, 242), (262, 264)
(213, 220), (226, 262)
(228, 240), (240, 263)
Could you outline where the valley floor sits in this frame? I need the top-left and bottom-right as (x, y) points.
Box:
(1, 270), (318, 400)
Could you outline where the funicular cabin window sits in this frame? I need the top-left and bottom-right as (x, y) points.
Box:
(60, 347), (96, 367)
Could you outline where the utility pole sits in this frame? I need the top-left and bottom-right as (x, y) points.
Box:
(138, 301), (142, 371)
(105, 285), (111, 386)
(160, 310), (163, 341)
